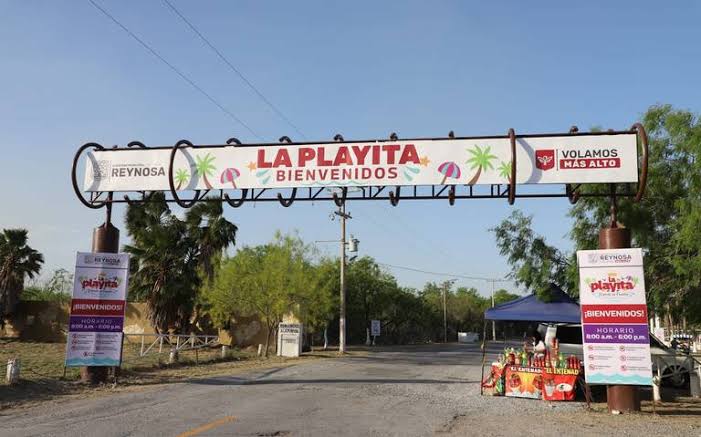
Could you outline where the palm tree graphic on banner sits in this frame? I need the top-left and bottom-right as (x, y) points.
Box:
(195, 153), (216, 189)
(174, 168), (190, 190)
(497, 161), (513, 184)
(465, 145), (498, 185)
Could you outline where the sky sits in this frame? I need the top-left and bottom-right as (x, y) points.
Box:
(1, 1), (700, 298)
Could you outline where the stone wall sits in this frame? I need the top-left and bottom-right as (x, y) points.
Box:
(217, 313), (302, 348)
(1, 301), (156, 342)
(1, 301), (293, 349)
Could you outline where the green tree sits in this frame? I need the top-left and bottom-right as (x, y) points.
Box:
(305, 257), (338, 341)
(205, 232), (320, 356)
(0, 229), (44, 323)
(125, 192), (236, 332)
(570, 105), (700, 326)
(493, 288), (520, 305)
(22, 268), (72, 303)
(46, 268), (73, 294)
(491, 105), (701, 327)
(450, 286), (489, 334)
(420, 281), (489, 341)
(345, 257), (399, 343)
(491, 210), (575, 300)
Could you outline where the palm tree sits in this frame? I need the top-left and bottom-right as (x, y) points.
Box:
(184, 201), (237, 330)
(465, 145), (498, 185)
(0, 229), (44, 324)
(124, 192), (237, 333)
(185, 201), (238, 284)
(497, 161), (512, 184)
(174, 168), (190, 190)
(195, 153), (216, 189)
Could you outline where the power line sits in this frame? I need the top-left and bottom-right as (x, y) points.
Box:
(378, 204), (463, 264)
(344, 206), (510, 284)
(87, 0), (262, 140)
(162, 0), (307, 140)
(375, 261), (508, 282)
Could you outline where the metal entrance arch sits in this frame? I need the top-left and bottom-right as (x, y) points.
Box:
(72, 125), (648, 212)
(70, 125), (649, 400)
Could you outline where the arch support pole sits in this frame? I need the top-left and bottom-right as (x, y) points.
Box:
(599, 225), (641, 413)
(81, 204), (120, 384)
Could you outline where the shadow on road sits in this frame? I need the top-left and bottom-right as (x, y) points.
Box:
(189, 377), (476, 386)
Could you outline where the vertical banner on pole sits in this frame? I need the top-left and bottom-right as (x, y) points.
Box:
(65, 252), (130, 367)
(577, 248), (652, 386)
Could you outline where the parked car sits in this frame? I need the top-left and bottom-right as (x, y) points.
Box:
(538, 323), (693, 388)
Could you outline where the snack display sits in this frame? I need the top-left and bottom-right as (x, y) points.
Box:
(505, 365), (542, 399)
(481, 340), (582, 401)
(482, 362), (506, 396)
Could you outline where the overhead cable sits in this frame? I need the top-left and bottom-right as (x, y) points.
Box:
(162, 0), (307, 139)
(88, 0), (262, 140)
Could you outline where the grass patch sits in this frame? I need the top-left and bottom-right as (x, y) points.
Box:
(0, 338), (257, 381)
(0, 338), (348, 410)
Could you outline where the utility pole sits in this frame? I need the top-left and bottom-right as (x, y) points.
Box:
(443, 284), (447, 343)
(335, 203), (352, 354)
(316, 201), (358, 355)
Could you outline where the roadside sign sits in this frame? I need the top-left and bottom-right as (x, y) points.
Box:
(371, 320), (381, 337)
(65, 252), (130, 367)
(277, 323), (303, 357)
(577, 248), (652, 386)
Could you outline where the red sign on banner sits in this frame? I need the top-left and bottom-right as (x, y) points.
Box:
(535, 150), (555, 171)
(581, 304), (648, 324)
(70, 298), (125, 316)
(541, 368), (579, 401)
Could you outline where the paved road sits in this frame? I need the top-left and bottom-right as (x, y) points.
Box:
(0, 343), (646, 437)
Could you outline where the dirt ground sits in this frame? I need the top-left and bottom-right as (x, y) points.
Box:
(444, 398), (701, 436)
(2, 343), (699, 436)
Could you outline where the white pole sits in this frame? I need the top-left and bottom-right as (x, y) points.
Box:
(491, 280), (496, 341)
(691, 361), (701, 398)
(6, 358), (20, 384)
(323, 325), (328, 350)
(653, 356), (662, 403)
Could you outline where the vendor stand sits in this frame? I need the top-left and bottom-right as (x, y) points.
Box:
(480, 284), (589, 403)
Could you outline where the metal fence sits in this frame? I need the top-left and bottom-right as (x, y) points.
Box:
(124, 333), (219, 357)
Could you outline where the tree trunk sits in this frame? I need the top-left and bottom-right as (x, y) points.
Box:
(264, 327), (272, 358)
(467, 167), (482, 186)
(203, 174), (213, 190)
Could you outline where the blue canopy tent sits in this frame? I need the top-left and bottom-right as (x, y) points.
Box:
(484, 284), (581, 324)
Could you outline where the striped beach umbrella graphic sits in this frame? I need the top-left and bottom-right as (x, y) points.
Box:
(437, 162), (461, 185)
(220, 167), (241, 188)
